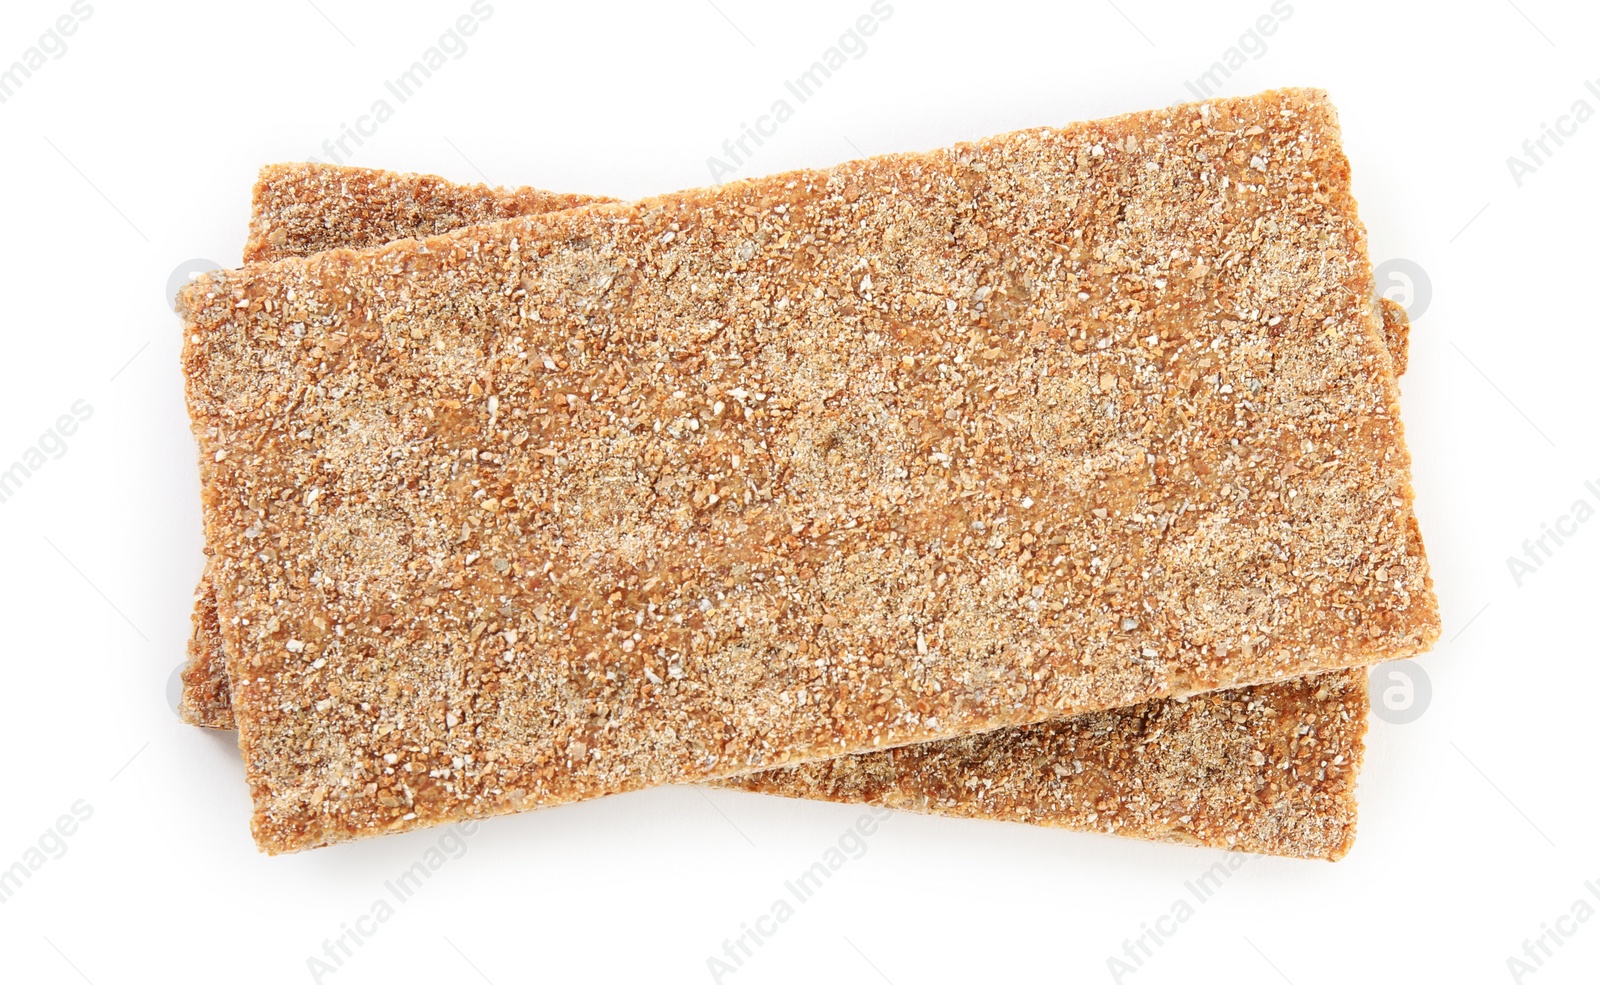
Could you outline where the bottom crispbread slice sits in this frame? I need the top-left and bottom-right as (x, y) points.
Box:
(178, 570), (234, 728)
(723, 669), (1367, 858)
(180, 162), (1409, 858)
(1378, 297), (1409, 377)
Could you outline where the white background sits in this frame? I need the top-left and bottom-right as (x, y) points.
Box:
(0, 1), (1596, 982)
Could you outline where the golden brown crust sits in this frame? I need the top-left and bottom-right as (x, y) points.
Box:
(180, 88), (1437, 853)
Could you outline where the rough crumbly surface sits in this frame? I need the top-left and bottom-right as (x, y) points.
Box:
(187, 164), (619, 730)
(180, 89), (1438, 853)
(184, 165), (1392, 859)
(184, 168), (1395, 859)
(1379, 297), (1410, 377)
(242, 162), (612, 263)
(725, 669), (1367, 859)
(180, 562), (236, 728)
(188, 174), (1421, 728)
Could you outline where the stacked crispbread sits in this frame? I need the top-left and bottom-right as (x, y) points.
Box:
(176, 88), (1436, 857)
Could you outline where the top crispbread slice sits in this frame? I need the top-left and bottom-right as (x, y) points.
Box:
(182, 167), (1416, 731)
(180, 89), (1437, 852)
(179, 163), (1397, 860)
(185, 168), (1414, 734)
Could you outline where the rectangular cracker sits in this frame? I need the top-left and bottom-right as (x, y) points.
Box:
(179, 89), (1437, 853)
(184, 165), (1417, 731)
(183, 163), (1405, 859)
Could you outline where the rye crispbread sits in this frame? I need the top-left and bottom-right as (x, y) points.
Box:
(182, 162), (1406, 859)
(179, 90), (1437, 852)
(183, 166), (1416, 736)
